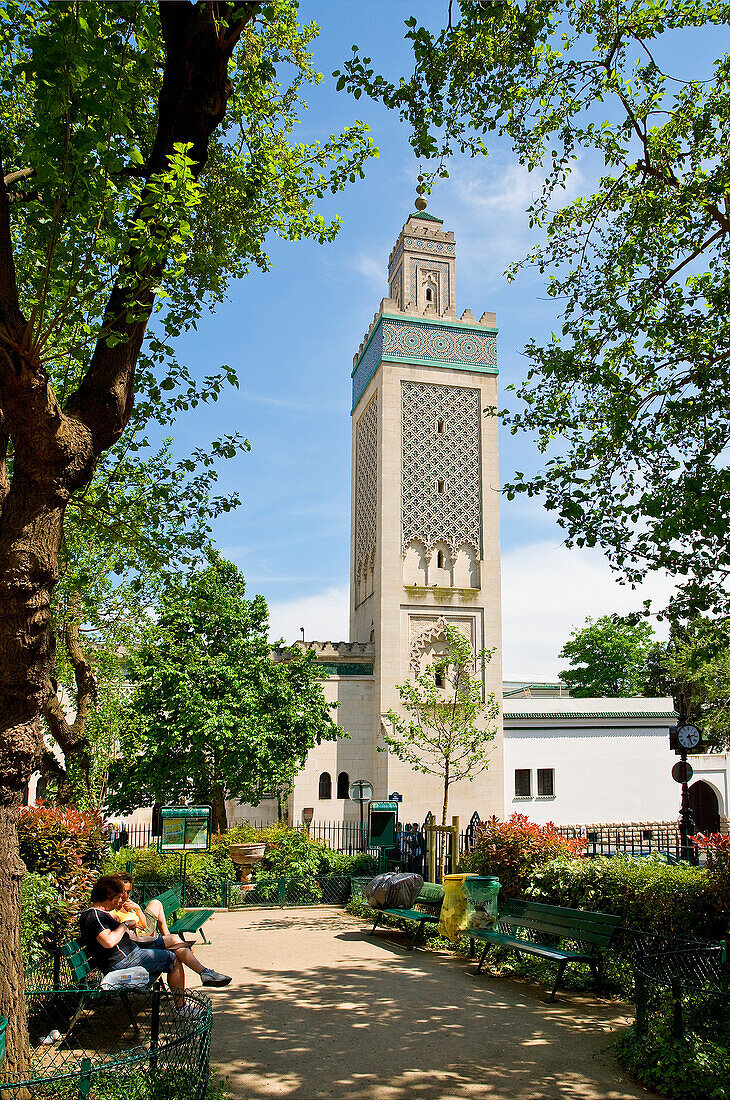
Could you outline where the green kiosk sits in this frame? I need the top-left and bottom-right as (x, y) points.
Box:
(368, 800), (399, 868)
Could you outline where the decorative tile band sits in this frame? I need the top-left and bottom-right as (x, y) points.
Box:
(384, 320), (496, 366)
(319, 662), (374, 677)
(352, 317), (498, 410)
(405, 236), (455, 255)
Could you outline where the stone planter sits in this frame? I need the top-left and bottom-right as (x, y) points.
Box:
(229, 843), (266, 883)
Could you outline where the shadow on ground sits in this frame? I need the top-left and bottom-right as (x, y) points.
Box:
(200, 908), (657, 1100)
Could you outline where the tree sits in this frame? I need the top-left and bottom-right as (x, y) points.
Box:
(336, 1), (730, 621)
(0, 0), (374, 1071)
(558, 614), (657, 697)
(108, 551), (341, 834)
(383, 625), (498, 878)
(646, 618), (730, 750)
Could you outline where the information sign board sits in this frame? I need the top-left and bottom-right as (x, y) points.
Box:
(159, 805), (212, 853)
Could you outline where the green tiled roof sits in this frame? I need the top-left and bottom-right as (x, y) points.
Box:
(408, 211), (444, 223)
(506, 710), (677, 720)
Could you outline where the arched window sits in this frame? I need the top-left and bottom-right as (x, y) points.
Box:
(318, 772), (332, 799)
(425, 287), (433, 302)
(337, 772), (350, 799)
(437, 550), (444, 569)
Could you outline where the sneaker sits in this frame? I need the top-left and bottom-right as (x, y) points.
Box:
(175, 1001), (204, 1019)
(200, 968), (232, 987)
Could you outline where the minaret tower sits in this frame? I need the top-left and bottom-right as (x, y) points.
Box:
(349, 184), (504, 820)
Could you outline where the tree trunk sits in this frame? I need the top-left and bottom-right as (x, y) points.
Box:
(0, 802), (31, 1089)
(212, 783), (228, 834)
(438, 766), (450, 882)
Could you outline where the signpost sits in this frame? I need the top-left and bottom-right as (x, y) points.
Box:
(158, 805), (212, 902)
(669, 721), (702, 862)
(348, 780), (373, 852)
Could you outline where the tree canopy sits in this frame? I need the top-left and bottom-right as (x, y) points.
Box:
(337, 0), (730, 621)
(108, 551), (342, 832)
(0, 0), (375, 1070)
(558, 614), (657, 697)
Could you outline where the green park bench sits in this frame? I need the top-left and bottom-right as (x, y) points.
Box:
(60, 940), (164, 1038)
(365, 881), (445, 950)
(151, 886), (215, 944)
(466, 897), (621, 1001)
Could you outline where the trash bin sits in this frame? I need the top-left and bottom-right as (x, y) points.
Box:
(439, 873), (474, 943)
(463, 876), (500, 930)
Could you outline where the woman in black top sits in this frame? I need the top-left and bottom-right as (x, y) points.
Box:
(79, 874), (231, 1015)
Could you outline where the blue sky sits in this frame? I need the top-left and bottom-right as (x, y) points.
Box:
(166, 2), (719, 677)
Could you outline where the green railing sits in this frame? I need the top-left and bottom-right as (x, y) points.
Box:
(3, 955), (212, 1100)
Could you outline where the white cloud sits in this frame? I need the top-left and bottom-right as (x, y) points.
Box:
(267, 584), (349, 646)
(501, 541), (673, 681)
(355, 252), (387, 291)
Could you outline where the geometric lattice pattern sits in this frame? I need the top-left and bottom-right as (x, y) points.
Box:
(385, 321), (496, 367)
(355, 392), (378, 576)
(388, 235), (455, 278)
(401, 381), (482, 555)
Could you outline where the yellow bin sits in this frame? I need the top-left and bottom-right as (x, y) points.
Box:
(439, 873), (472, 943)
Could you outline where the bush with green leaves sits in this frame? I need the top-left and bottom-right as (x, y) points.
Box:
(20, 872), (69, 963)
(527, 854), (728, 940)
(616, 1006), (730, 1100)
(108, 824), (377, 906)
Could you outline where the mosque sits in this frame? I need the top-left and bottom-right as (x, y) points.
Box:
(232, 204), (729, 837)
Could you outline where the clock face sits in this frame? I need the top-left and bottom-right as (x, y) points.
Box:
(678, 724), (701, 749)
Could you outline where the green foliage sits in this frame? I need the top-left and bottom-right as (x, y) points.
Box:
(383, 625), (499, 826)
(616, 1011), (730, 1100)
(36, 1068), (233, 1099)
(647, 618), (730, 751)
(108, 824), (377, 906)
(527, 854), (728, 940)
(20, 872), (68, 963)
(107, 551), (342, 830)
(457, 814), (585, 900)
(558, 615), (657, 697)
(18, 803), (109, 948)
(338, 1), (730, 621)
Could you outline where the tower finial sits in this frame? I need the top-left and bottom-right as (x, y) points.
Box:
(415, 173), (427, 212)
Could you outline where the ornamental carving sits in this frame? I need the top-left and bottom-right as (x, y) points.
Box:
(355, 392), (378, 583)
(409, 616), (475, 673)
(401, 381), (482, 555)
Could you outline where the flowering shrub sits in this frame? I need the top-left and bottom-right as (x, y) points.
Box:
(18, 802), (109, 941)
(694, 832), (730, 877)
(457, 814), (586, 899)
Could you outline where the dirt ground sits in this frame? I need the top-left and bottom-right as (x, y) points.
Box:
(190, 907), (658, 1100)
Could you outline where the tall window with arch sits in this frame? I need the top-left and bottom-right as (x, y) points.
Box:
(318, 772), (332, 800)
(337, 772), (350, 799)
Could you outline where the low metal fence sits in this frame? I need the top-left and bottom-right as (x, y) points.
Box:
(556, 823), (683, 859)
(629, 930), (728, 1040)
(4, 955), (212, 1099)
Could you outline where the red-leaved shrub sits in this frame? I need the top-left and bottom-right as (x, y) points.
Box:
(18, 802), (109, 940)
(458, 813), (586, 900)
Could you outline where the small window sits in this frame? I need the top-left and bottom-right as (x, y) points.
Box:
(437, 550), (444, 569)
(537, 768), (554, 797)
(337, 771), (350, 799)
(436, 419), (445, 434)
(434, 671), (445, 688)
(425, 288), (433, 302)
(514, 769), (531, 797)
(318, 772), (332, 799)
(437, 479), (445, 494)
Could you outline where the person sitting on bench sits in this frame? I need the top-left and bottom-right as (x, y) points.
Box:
(111, 872), (171, 938)
(79, 874), (231, 1016)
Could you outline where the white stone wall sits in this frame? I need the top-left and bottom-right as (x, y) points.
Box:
(503, 718), (681, 825)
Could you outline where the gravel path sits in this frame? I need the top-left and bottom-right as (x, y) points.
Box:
(189, 907), (658, 1100)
